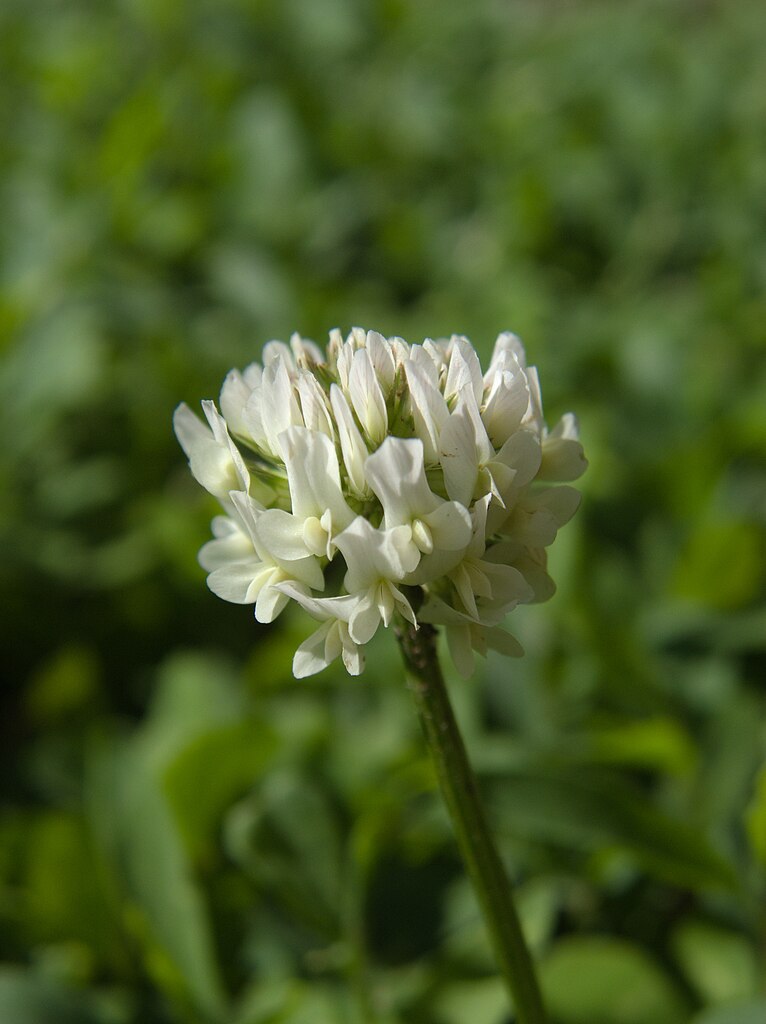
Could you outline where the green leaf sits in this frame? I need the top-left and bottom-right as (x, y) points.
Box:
(224, 772), (343, 935)
(87, 736), (228, 1021)
(443, 876), (561, 968)
(22, 812), (122, 968)
(586, 718), (697, 777)
(163, 720), (279, 863)
(745, 764), (766, 868)
(541, 936), (691, 1024)
(691, 1001), (766, 1024)
(433, 977), (507, 1024)
(141, 651), (245, 760)
(0, 968), (104, 1024)
(694, 694), (763, 834)
(233, 979), (356, 1024)
(81, 651), (263, 1018)
(24, 645), (100, 724)
(670, 521), (762, 610)
(490, 767), (737, 891)
(672, 920), (759, 1005)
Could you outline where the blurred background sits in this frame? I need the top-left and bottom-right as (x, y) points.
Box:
(1, 1), (765, 1022)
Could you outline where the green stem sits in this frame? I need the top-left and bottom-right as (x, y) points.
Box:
(396, 621), (548, 1024)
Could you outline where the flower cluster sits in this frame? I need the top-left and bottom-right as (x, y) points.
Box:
(174, 329), (586, 678)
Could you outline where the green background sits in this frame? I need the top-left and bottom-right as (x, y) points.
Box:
(1, 1), (765, 1021)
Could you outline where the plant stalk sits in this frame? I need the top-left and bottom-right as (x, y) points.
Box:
(396, 620), (548, 1024)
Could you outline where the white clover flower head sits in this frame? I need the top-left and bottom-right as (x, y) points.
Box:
(174, 328), (587, 679)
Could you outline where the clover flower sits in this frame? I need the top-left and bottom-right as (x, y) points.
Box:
(174, 329), (586, 679)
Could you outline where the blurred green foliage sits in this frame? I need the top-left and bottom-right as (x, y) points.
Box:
(1, 0), (765, 1021)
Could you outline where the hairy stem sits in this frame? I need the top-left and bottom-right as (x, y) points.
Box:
(396, 621), (548, 1024)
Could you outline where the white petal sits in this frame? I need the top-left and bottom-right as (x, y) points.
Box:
(423, 338), (449, 375)
(323, 620), (345, 667)
(466, 561), (493, 600)
(480, 562), (534, 608)
(483, 461), (515, 503)
(228, 492), (325, 592)
(219, 370), (254, 439)
(290, 332), (324, 368)
(389, 583), (418, 627)
(293, 621), (335, 678)
(463, 386), (494, 464)
(422, 501), (472, 551)
(327, 327), (344, 365)
(505, 487), (581, 546)
(241, 386), (268, 450)
(481, 366), (529, 447)
(200, 400), (229, 445)
(406, 342), (436, 380)
(279, 425), (353, 528)
(194, 443), (242, 499)
(439, 395), (480, 506)
(494, 429), (542, 489)
(550, 411), (580, 440)
(469, 626), (489, 657)
(242, 362), (263, 388)
(348, 348), (388, 443)
(330, 385), (370, 498)
(482, 538), (523, 565)
(340, 628), (365, 676)
(301, 514), (328, 558)
(403, 359), (449, 463)
(412, 518), (434, 553)
(540, 425), (588, 481)
(296, 371), (335, 440)
(201, 399), (251, 489)
(334, 517), (419, 592)
(513, 551), (556, 603)
(365, 330), (396, 393)
(365, 437), (437, 527)
(174, 403), (247, 500)
(334, 339), (354, 390)
(528, 487), (581, 528)
(447, 624), (476, 679)
(384, 524), (421, 577)
(444, 337), (483, 406)
(451, 563), (479, 619)
(283, 555), (326, 593)
(198, 528), (252, 571)
(375, 581), (396, 627)
(405, 544), (466, 587)
(486, 332), (527, 380)
(211, 514), (240, 539)
(521, 365), (544, 432)
(255, 508), (311, 561)
(485, 627), (524, 658)
(255, 583), (290, 623)
(262, 340), (296, 371)
(390, 336), (411, 368)
(229, 489), (261, 546)
(348, 588), (381, 645)
(276, 582), (360, 623)
(206, 560), (268, 604)
(173, 402), (210, 456)
(417, 593), (463, 625)
(260, 358), (303, 456)
(467, 493), (492, 558)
